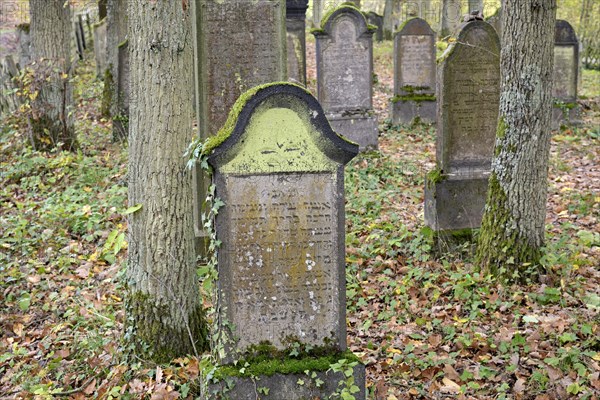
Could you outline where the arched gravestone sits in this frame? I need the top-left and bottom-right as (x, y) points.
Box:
(366, 11), (384, 42)
(205, 83), (364, 399)
(486, 8), (502, 39)
(425, 20), (500, 243)
(392, 17), (436, 125)
(553, 20), (580, 127)
(313, 4), (378, 151)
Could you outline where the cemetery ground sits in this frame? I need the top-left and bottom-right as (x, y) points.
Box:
(1, 42), (599, 400)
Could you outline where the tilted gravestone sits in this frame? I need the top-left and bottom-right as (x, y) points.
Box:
(392, 17), (436, 125)
(366, 11), (384, 42)
(314, 4), (378, 151)
(205, 83), (364, 399)
(16, 24), (31, 68)
(425, 20), (500, 243)
(553, 20), (580, 127)
(191, 0), (287, 245)
(286, 0), (309, 86)
(93, 18), (108, 78)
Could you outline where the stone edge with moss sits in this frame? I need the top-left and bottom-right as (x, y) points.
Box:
(312, 3), (376, 36)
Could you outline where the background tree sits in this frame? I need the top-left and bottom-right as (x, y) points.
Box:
(105, 0), (128, 141)
(476, 0), (557, 280)
(125, 0), (208, 362)
(28, 0), (76, 151)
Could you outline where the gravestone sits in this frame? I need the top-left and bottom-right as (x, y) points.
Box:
(93, 18), (108, 78)
(74, 20), (84, 60)
(0, 56), (20, 117)
(366, 12), (384, 42)
(392, 18), (436, 124)
(553, 20), (580, 127)
(441, 0), (462, 36)
(16, 24), (31, 68)
(314, 4), (378, 151)
(425, 20), (500, 243)
(286, 0), (309, 86)
(113, 40), (129, 140)
(192, 0), (287, 244)
(205, 83), (364, 399)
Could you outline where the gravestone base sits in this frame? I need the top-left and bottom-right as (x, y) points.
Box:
(208, 363), (366, 400)
(391, 99), (436, 125)
(552, 104), (582, 129)
(328, 112), (378, 151)
(424, 173), (490, 239)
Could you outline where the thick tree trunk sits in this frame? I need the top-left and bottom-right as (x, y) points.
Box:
(383, 0), (395, 39)
(28, 0), (76, 151)
(126, 0), (208, 362)
(476, 0), (556, 280)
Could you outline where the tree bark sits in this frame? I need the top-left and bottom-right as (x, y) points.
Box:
(126, 0), (208, 362)
(476, 0), (556, 281)
(28, 0), (77, 151)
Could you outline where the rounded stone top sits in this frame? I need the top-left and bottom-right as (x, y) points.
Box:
(395, 17), (435, 37)
(555, 20), (578, 44)
(316, 4), (374, 36)
(438, 20), (500, 64)
(206, 83), (359, 170)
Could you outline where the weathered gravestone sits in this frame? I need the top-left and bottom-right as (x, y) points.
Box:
(424, 20), (500, 244)
(286, 0), (309, 86)
(112, 40), (129, 140)
(93, 18), (108, 78)
(314, 4), (378, 151)
(74, 19), (84, 60)
(366, 11), (384, 42)
(192, 0), (287, 244)
(392, 17), (436, 125)
(205, 83), (365, 399)
(553, 20), (580, 128)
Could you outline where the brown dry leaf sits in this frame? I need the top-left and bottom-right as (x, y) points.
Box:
(12, 323), (24, 336)
(27, 275), (41, 284)
(83, 379), (96, 395)
(513, 378), (526, 396)
(75, 263), (91, 279)
(440, 377), (461, 393)
(155, 365), (163, 384)
(443, 364), (461, 381)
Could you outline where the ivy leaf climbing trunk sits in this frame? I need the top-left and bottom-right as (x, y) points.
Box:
(476, 0), (556, 281)
(126, 0), (208, 362)
(28, 0), (77, 151)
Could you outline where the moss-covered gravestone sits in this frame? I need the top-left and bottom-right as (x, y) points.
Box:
(313, 4), (378, 151)
(191, 0), (287, 248)
(392, 18), (436, 125)
(205, 83), (365, 399)
(486, 8), (502, 39)
(425, 20), (500, 246)
(553, 20), (580, 128)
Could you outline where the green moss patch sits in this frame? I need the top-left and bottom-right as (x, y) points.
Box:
(214, 349), (360, 379)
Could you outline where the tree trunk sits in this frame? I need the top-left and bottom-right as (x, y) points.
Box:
(476, 0), (556, 281)
(126, 0), (208, 362)
(106, 0), (128, 141)
(28, 0), (77, 151)
(441, 0), (462, 37)
(383, 0), (394, 39)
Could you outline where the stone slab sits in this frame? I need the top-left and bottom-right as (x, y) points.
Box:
(328, 112), (378, 151)
(207, 363), (366, 400)
(391, 99), (436, 125)
(424, 174), (490, 231)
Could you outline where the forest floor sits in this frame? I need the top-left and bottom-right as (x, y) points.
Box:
(1, 37), (599, 399)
